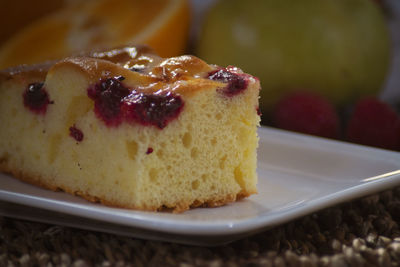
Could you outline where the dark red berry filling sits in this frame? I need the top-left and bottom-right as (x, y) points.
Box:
(69, 125), (84, 142)
(88, 77), (184, 129)
(23, 82), (51, 114)
(208, 67), (249, 97)
(146, 147), (153, 154)
(88, 77), (130, 126)
(123, 92), (184, 129)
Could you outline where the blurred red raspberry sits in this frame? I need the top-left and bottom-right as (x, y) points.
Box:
(346, 97), (400, 150)
(272, 91), (340, 139)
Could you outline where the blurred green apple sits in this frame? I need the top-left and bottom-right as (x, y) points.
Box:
(197, 0), (390, 113)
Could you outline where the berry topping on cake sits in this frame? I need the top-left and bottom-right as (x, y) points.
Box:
(146, 147), (154, 154)
(208, 67), (249, 97)
(23, 82), (51, 114)
(88, 77), (184, 129)
(123, 91), (184, 129)
(87, 77), (130, 126)
(69, 125), (84, 142)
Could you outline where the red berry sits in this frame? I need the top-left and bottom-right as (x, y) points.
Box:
(346, 97), (400, 150)
(273, 91), (340, 139)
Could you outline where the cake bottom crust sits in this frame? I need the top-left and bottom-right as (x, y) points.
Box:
(0, 157), (253, 213)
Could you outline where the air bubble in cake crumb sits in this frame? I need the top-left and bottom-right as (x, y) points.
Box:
(219, 155), (227, 170)
(211, 137), (217, 146)
(149, 168), (158, 183)
(191, 147), (199, 159)
(156, 149), (164, 159)
(117, 166), (124, 173)
(125, 140), (138, 160)
(182, 132), (192, 148)
(191, 180), (200, 190)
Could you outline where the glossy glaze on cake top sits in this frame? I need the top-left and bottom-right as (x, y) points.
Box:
(1, 45), (258, 130)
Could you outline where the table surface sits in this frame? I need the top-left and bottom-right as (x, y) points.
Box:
(1, 187), (400, 266)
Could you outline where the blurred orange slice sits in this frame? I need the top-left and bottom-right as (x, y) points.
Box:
(0, 0), (63, 45)
(0, 0), (190, 69)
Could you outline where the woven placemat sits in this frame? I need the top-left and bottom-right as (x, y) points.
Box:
(1, 187), (400, 267)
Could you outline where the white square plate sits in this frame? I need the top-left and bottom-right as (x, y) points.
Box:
(1, 127), (400, 246)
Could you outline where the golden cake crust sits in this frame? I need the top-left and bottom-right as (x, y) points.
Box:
(1, 45), (225, 98)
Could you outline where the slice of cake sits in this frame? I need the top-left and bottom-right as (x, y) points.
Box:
(0, 45), (260, 212)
